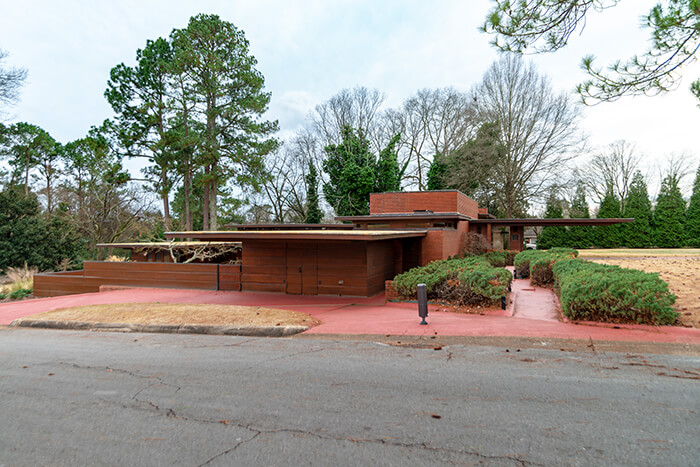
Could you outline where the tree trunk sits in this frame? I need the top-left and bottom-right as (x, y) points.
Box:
(202, 165), (210, 231)
(209, 161), (218, 230)
(24, 154), (30, 197)
(161, 168), (172, 231)
(46, 169), (52, 214)
(184, 162), (192, 231)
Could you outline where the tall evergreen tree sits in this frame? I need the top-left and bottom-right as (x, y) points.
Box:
(0, 186), (83, 271)
(426, 153), (448, 190)
(686, 165), (700, 247)
(305, 164), (322, 224)
(170, 14), (279, 230)
(322, 126), (376, 216)
(105, 37), (177, 230)
(653, 173), (686, 248)
(0, 122), (55, 197)
(595, 186), (622, 248)
(322, 126), (402, 216)
(445, 121), (503, 199)
(622, 171), (653, 248)
(536, 192), (567, 249)
(375, 133), (403, 193)
(566, 181), (593, 249)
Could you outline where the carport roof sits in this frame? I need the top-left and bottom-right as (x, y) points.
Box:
(469, 218), (634, 226)
(164, 229), (428, 242)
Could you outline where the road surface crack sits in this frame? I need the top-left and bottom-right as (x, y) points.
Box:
(197, 432), (261, 466)
(60, 362), (182, 393)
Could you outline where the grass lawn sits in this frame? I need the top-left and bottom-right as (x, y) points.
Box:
(26, 303), (321, 328)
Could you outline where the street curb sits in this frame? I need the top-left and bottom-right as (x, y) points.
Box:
(9, 319), (308, 337)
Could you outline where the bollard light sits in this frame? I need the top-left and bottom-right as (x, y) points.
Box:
(501, 295), (506, 310)
(417, 283), (428, 325)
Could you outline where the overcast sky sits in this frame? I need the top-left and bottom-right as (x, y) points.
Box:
(1, 0), (698, 195)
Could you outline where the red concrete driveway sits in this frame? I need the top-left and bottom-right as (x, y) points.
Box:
(1, 288), (699, 344)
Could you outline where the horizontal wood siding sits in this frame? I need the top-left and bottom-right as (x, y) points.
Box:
(241, 240), (286, 293)
(83, 261), (218, 290)
(317, 242), (368, 296)
(34, 262), (223, 297)
(33, 271), (98, 297)
(218, 264), (241, 291)
(367, 241), (396, 296)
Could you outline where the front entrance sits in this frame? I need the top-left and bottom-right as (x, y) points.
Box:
(286, 242), (318, 295)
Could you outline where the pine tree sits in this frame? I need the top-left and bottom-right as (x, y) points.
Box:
(686, 165), (700, 247)
(566, 182), (593, 249)
(305, 164), (322, 224)
(537, 193), (568, 249)
(653, 173), (686, 247)
(595, 186), (622, 248)
(622, 171), (653, 248)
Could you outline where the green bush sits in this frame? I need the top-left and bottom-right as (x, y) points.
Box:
(0, 292), (6, 300)
(9, 288), (32, 300)
(392, 256), (511, 305)
(513, 248), (578, 283)
(483, 249), (518, 267)
(552, 259), (677, 325)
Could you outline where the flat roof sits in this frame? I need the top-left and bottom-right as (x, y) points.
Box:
(470, 218), (634, 226)
(97, 241), (242, 249)
(164, 230), (428, 242)
(336, 212), (471, 222)
(224, 223), (353, 230)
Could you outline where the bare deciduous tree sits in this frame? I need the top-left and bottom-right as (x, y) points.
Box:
(578, 140), (642, 210)
(0, 49), (27, 117)
(312, 86), (386, 150)
(472, 55), (585, 217)
(391, 88), (476, 190)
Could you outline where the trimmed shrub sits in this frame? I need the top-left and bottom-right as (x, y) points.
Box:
(553, 259), (677, 325)
(0, 292), (6, 300)
(392, 256), (511, 305)
(513, 248), (578, 280)
(483, 249), (518, 267)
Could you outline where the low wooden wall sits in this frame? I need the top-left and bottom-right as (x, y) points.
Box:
(34, 262), (241, 298)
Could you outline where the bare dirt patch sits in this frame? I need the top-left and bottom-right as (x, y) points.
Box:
(27, 303), (321, 328)
(588, 257), (700, 329)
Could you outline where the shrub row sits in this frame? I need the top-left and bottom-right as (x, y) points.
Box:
(392, 256), (512, 305)
(483, 249), (518, 267)
(552, 259), (677, 325)
(513, 248), (578, 284)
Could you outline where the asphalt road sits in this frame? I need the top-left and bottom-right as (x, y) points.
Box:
(1, 329), (698, 466)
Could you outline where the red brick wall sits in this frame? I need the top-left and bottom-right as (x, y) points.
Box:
(370, 191), (478, 217)
(385, 280), (399, 301)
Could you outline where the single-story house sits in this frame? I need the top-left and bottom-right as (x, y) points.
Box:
(34, 190), (632, 298)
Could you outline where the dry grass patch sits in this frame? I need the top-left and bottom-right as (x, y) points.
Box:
(28, 303), (321, 327)
(579, 248), (700, 258)
(590, 257), (700, 329)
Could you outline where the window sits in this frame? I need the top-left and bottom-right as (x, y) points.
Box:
(512, 234), (520, 241)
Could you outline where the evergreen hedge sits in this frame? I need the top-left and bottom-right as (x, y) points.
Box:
(513, 248), (578, 281)
(483, 249), (518, 267)
(392, 256), (511, 305)
(553, 259), (677, 325)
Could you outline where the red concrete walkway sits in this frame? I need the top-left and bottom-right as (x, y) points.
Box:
(508, 269), (560, 322)
(2, 288), (699, 344)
